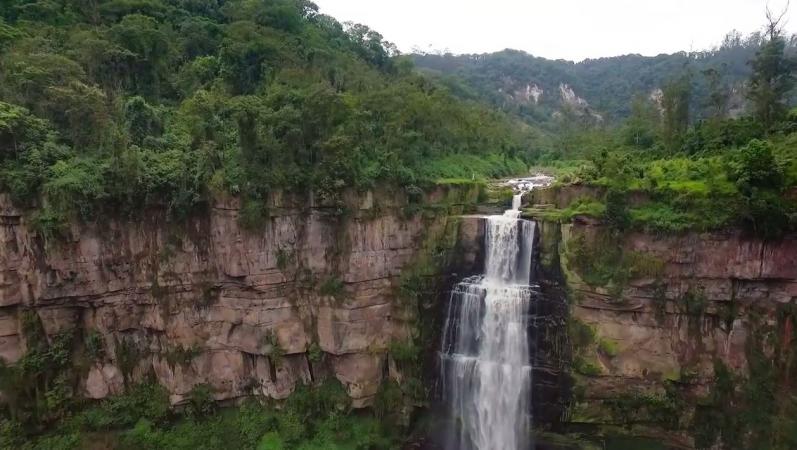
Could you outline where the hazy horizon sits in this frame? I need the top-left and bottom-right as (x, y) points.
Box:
(313, 0), (796, 62)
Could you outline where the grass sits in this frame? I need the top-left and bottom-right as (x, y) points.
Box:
(417, 153), (528, 182)
(628, 203), (704, 232)
(523, 198), (606, 222)
(524, 156), (753, 233)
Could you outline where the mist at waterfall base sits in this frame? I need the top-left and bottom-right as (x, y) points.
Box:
(438, 177), (551, 450)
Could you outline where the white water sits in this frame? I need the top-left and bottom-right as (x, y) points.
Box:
(441, 192), (538, 450)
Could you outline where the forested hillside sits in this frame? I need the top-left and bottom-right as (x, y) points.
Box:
(514, 18), (797, 240)
(413, 31), (797, 124)
(0, 0), (543, 230)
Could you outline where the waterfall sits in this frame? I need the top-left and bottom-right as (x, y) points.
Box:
(440, 189), (543, 450)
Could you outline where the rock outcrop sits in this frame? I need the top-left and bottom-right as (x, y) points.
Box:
(0, 187), (481, 407)
(527, 186), (797, 447)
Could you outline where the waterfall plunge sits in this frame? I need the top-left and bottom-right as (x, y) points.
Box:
(440, 193), (538, 450)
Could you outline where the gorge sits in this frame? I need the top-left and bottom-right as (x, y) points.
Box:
(4, 178), (795, 448)
(2, 0), (797, 448)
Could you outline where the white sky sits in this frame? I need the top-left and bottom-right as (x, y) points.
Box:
(313, 0), (796, 62)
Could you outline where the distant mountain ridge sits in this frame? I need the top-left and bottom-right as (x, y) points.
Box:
(412, 33), (797, 125)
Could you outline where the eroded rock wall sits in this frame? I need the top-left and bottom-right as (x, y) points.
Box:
(0, 187), (481, 407)
(528, 189), (797, 446)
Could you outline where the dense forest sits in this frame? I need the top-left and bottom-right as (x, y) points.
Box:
(0, 0), (543, 233)
(413, 31), (797, 124)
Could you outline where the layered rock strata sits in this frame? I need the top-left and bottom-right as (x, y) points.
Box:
(0, 188), (481, 407)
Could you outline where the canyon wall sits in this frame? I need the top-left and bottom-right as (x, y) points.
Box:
(0, 187), (482, 408)
(528, 186), (797, 448)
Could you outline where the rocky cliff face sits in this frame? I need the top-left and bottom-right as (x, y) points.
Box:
(0, 187), (482, 408)
(528, 186), (797, 447)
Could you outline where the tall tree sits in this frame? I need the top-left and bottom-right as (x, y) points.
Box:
(747, 7), (796, 130)
(623, 94), (659, 149)
(702, 65), (729, 119)
(661, 74), (692, 152)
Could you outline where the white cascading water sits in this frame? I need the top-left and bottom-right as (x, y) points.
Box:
(440, 180), (547, 450)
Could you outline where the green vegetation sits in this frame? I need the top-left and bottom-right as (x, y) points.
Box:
(84, 330), (105, 362)
(318, 276), (345, 299)
(306, 342), (323, 363)
(413, 31), (791, 128)
(690, 303), (797, 449)
(416, 153), (528, 182)
(261, 330), (285, 363)
(421, 17), (797, 239)
(568, 318), (603, 377)
(566, 136), (797, 236)
(604, 388), (684, 429)
(0, 312), (76, 427)
(0, 0), (538, 228)
(528, 197), (607, 223)
(565, 230), (663, 297)
(163, 345), (201, 368)
(1, 379), (399, 450)
(567, 303), (797, 450)
(597, 338), (619, 358)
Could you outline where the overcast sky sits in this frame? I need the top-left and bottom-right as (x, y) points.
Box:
(313, 0), (796, 62)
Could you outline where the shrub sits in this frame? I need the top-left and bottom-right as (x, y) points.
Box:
(568, 318), (595, 351)
(318, 276), (345, 299)
(373, 380), (403, 420)
(306, 342), (322, 363)
(573, 355), (602, 376)
(731, 139), (785, 192)
(739, 188), (794, 240)
(261, 330), (284, 363)
(239, 198), (269, 230)
(185, 384), (216, 419)
(77, 383), (171, 430)
(598, 338), (619, 357)
(603, 188), (630, 230)
(258, 432), (286, 450)
(84, 331), (105, 361)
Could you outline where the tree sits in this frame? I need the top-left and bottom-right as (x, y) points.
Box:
(660, 74), (692, 152)
(731, 139), (784, 191)
(702, 65), (729, 119)
(0, 101), (51, 160)
(747, 7), (796, 130)
(623, 94), (659, 149)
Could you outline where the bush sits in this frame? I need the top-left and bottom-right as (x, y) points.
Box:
(416, 153), (528, 182)
(740, 189), (793, 239)
(731, 140), (785, 191)
(598, 338), (619, 357)
(77, 383), (171, 431)
(318, 276), (345, 299)
(258, 432), (285, 450)
(603, 188), (630, 230)
(185, 384), (216, 419)
(239, 198), (269, 230)
(84, 331), (104, 361)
